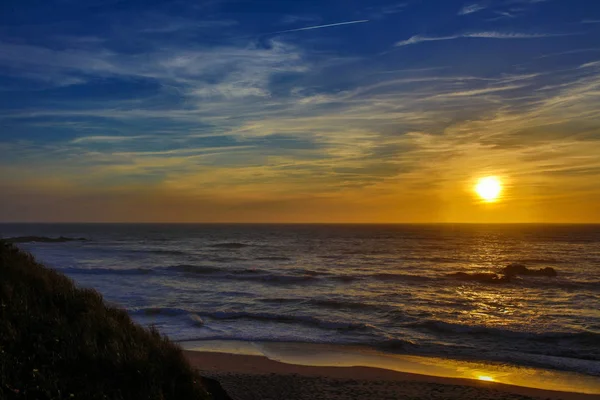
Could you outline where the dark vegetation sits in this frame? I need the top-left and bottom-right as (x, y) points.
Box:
(3, 237), (88, 244)
(0, 240), (215, 400)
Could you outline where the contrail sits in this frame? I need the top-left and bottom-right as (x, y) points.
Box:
(271, 20), (369, 34)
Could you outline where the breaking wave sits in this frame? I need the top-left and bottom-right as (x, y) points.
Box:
(210, 242), (250, 249)
(58, 267), (153, 275)
(131, 307), (375, 332)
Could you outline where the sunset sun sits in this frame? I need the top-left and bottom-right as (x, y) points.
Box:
(475, 177), (502, 202)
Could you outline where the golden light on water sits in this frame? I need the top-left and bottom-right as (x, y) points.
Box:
(475, 177), (502, 202)
(478, 375), (495, 382)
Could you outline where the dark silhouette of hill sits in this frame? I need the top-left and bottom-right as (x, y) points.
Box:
(0, 240), (229, 400)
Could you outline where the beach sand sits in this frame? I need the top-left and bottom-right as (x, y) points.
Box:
(184, 351), (598, 400)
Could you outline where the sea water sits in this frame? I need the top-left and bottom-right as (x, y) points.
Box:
(2, 223), (599, 377)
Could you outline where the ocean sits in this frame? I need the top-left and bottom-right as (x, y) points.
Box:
(2, 223), (599, 377)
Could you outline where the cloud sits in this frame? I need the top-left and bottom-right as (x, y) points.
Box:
(492, 11), (516, 18)
(395, 31), (565, 46)
(368, 3), (408, 19)
(579, 61), (600, 69)
(582, 19), (600, 24)
(0, 39), (306, 98)
(458, 3), (488, 15)
(432, 84), (524, 98)
(71, 135), (150, 144)
(467, 31), (554, 38)
(536, 48), (600, 59)
(3, 2), (600, 222)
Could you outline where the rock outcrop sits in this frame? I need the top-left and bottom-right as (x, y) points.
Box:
(501, 263), (557, 277)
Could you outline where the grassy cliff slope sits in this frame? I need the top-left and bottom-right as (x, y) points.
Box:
(0, 241), (212, 400)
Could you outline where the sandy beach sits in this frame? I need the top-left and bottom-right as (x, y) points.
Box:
(184, 351), (599, 400)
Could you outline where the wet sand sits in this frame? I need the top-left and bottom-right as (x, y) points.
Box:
(185, 351), (598, 400)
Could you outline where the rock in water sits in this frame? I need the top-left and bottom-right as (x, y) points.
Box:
(501, 263), (557, 277)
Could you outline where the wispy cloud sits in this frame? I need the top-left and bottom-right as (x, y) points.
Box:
(3, 0), (600, 222)
(579, 61), (600, 69)
(71, 135), (150, 144)
(493, 11), (516, 18)
(582, 19), (600, 24)
(396, 31), (565, 46)
(536, 48), (600, 59)
(0, 39), (306, 97)
(432, 84), (524, 98)
(458, 3), (488, 15)
(367, 3), (408, 19)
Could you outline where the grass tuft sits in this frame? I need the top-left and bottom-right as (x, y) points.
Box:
(0, 240), (212, 400)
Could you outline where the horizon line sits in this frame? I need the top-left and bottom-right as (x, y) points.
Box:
(2, 222), (600, 225)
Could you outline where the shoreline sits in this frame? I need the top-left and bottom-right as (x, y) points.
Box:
(180, 340), (600, 397)
(184, 351), (598, 400)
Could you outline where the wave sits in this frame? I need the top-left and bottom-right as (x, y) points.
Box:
(208, 256), (248, 262)
(445, 270), (599, 291)
(295, 268), (331, 276)
(399, 256), (460, 263)
(210, 242), (250, 249)
(255, 256), (292, 261)
(58, 261), (593, 292)
(367, 272), (434, 283)
(234, 269), (429, 285)
(131, 306), (599, 366)
(167, 263), (597, 290)
(133, 307), (190, 316)
(258, 297), (384, 311)
(519, 278), (600, 291)
(406, 320), (600, 348)
(257, 297), (305, 305)
(58, 262), (320, 285)
(58, 267), (153, 275)
(374, 338), (419, 351)
(331, 275), (360, 282)
(306, 299), (384, 311)
(59, 262), (438, 286)
(166, 264), (317, 284)
(188, 314), (205, 327)
(131, 307), (205, 328)
(235, 273), (317, 284)
(342, 249), (392, 256)
(131, 307), (375, 332)
(166, 264), (224, 274)
(147, 249), (188, 256)
(511, 258), (566, 264)
(205, 311), (375, 331)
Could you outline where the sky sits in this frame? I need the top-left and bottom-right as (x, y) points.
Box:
(1, 0), (600, 223)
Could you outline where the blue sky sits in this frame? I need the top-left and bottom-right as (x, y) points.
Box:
(1, 0), (600, 222)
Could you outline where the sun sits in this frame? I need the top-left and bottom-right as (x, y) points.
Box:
(475, 176), (502, 202)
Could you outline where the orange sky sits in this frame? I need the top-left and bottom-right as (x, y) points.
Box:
(2, 1), (600, 223)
